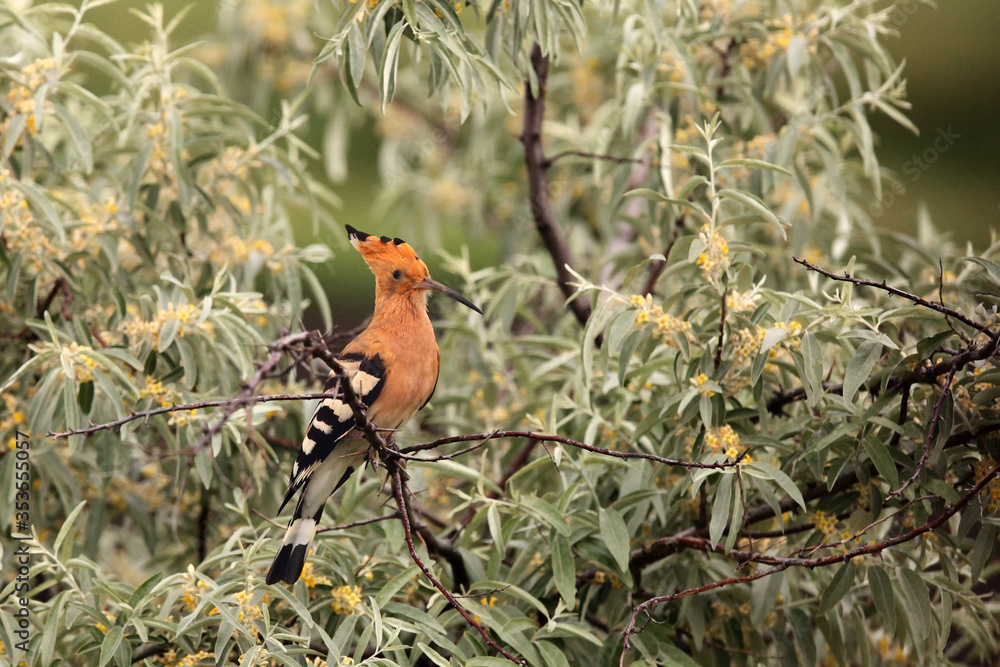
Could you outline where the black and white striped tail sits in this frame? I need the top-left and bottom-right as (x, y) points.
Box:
(267, 497), (326, 585)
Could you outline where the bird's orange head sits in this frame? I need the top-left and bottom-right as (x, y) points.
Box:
(346, 225), (482, 314)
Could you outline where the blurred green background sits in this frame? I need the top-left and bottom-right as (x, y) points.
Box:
(870, 0), (999, 250)
(85, 0), (1000, 323)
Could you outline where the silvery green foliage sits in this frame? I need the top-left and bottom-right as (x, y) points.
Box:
(3, 1), (1000, 666)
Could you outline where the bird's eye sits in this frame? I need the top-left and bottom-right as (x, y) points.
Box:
(392, 270), (402, 280)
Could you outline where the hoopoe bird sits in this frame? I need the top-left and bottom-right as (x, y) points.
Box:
(266, 225), (482, 585)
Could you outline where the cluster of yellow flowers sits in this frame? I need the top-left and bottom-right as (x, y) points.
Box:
(246, 0), (310, 47)
(629, 294), (696, 346)
(975, 457), (1000, 513)
(54, 341), (99, 382)
(571, 57), (605, 118)
(180, 566), (211, 611)
(139, 375), (180, 406)
(0, 395), (26, 434)
(690, 373), (716, 398)
(3, 57), (56, 138)
(233, 589), (267, 623)
(170, 650), (214, 667)
(730, 321), (803, 375)
(725, 289), (759, 313)
(207, 238), (284, 273)
(740, 14), (820, 70)
(68, 198), (121, 262)
(696, 224), (730, 285)
(730, 327), (759, 364)
(657, 51), (686, 84)
(811, 510), (839, 537)
(468, 370), (525, 428)
(876, 635), (908, 662)
(144, 122), (178, 186)
(121, 301), (215, 349)
(95, 611), (117, 633)
(300, 562), (333, 589)
(589, 571), (623, 588)
(90, 462), (173, 513)
(1, 174), (62, 277)
(331, 585), (363, 615)
(704, 424), (746, 461)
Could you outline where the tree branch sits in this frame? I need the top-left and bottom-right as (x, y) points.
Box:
(889, 367), (956, 498)
(793, 257), (993, 335)
(522, 42), (592, 329)
(620, 456), (1000, 659)
(390, 465), (524, 665)
(400, 430), (742, 470)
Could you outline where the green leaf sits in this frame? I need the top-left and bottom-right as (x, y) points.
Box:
(599, 507), (631, 573)
(54, 500), (87, 558)
(718, 188), (786, 239)
(128, 572), (165, 608)
(748, 462), (806, 510)
(843, 340), (883, 403)
(800, 332), (823, 407)
(970, 523), (997, 583)
(709, 474), (733, 548)
(416, 642), (451, 667)
(52, 101), (94, 173)
(536, 640), (572, 667)
(77, 380), (94, 414)
(717, 158), (792, 177)
(158, 317), (179, 352)
(522, 495), (570, 537)
(964, 256), (1000, 285)
(551, 533), (576, 608)
(862, 437), (899, 490)
(898, 568), (932, 641)
(818, 562), (856, 615)
(99, 626), (124, 667)
(375, 565), (419, 607)
(868, 565), (896, 635)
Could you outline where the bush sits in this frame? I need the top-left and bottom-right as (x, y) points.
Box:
(2, 0), (998, 666)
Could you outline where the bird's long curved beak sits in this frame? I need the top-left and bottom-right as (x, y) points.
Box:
(417, 277), (483, 314)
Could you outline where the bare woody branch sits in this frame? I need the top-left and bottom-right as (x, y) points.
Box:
(400, 430), (743, 470)
(620, 456), (1000, 660)
(522, 42), (593, 329)
(49, 391), (340, 439)
(889, 366), (956, 498)
(793, 257), (993, 334)
(391, 465), (524, 665)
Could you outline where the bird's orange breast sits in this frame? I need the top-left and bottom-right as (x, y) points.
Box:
(341, 299), (440, 429)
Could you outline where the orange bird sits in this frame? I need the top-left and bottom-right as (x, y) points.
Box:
(267, 225), (482, 585)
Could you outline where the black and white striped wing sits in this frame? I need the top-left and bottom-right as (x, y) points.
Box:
(266, 352), (385, 585)
(277, 352), (386, 514)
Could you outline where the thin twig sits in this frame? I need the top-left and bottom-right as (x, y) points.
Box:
(714, 274), (728, 370)
(543, 150), (655, 169)
(794, 257), (992, 334)
(391, 465), (524, 665)
(49, 391), (338, 439)
(641, 215), (685, 296)
(890, 367), (956, 498)
(940, 259), (971, 345)
(401, 430), (742, 470)
(620, 457), (1000, 659)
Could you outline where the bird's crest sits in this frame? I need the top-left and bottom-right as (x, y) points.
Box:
(346, 224), (421, 265)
